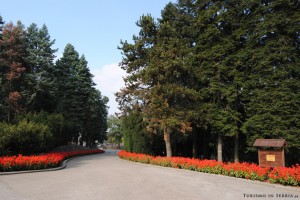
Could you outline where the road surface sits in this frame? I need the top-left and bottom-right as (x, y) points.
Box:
(0, 150), (299, 200)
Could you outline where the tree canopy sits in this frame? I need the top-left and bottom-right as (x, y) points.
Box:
(117, 0), (300, 165)
(0, 15), (108, 154)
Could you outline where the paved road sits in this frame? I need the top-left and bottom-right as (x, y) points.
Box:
(1, 150), (299, 200)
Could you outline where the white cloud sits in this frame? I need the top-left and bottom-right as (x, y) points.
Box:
(91, 63), (127, 116)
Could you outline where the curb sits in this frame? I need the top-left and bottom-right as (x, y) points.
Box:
(0, 152), (104, 176)
(118, 157), (300, 192)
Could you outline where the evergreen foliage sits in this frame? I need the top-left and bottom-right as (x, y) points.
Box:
(24, 23), (57, 112)
(0, 119), (52, 155)
(118, 0), (300, 165)
(84, 89), (108, 146)
(0, 16), (108, 154)
(107, 115), (123, 148)
(53, 44), (108, 146)
(121, 109), (154, 155)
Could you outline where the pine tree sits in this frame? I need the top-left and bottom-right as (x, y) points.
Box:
(118, 4), (199, 157)
(24, 23), (57, 112)
(54, 44), (108, 145)
(117, 14), (158, 118)
(192, 1), (232, 162)
(0, 15), (4, 121)
(107, 115), (122, 148)
(0, 21), (26, 122)
(117, 0), (299, 163)
(121, 107), (153, 154)
(85, 89), (108, 147)
(54, 44), (81, 142)
(75, 55), (96, 145)
(239, 0), (300, 164)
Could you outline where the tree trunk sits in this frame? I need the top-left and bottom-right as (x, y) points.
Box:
(217, 134), (223, 162)
(8, 81), (12, 123)
(192, 127), (198, 158)
(202, 129), (209, 159)
(8, 108), (11, 123)
(234, 134), (239, 163)
(164, 127), (172, 157)
(234, 83), (240, 163)
(79, 138), (84, 146)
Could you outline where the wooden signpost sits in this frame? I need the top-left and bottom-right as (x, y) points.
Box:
(253, 139), (287, 168)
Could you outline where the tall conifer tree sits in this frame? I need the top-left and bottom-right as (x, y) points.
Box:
(240, 0), (300, 164)
(24, 23), (57, 112)
(0, 15), (4, 121)
(0, 21), (26, 122)
(54, 44), (81, 142)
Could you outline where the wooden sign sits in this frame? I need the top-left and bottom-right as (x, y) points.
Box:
(253, 139), (286, 167)
(266, 155), (275, 162)
(258, 149), (285, 167)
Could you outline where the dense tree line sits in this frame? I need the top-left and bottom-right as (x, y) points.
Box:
(0, 16), (108, 155)
(117, 0), (300, 165)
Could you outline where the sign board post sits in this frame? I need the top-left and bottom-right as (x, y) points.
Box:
(253, 139), (287, 168)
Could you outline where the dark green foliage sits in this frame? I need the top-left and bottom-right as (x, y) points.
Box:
(53, 44), (108, 146)
(107, 115), (122, 147)
(0, 112), (64, 155)
(118, 0), (300, 165)
(74, 55), (96, 140)
(118, 4), (198, 157)
(122, 110), (154, 155)
(24, 23), (57, 113)
(0, 17), (108, 155)
(53, 44), (81, 142)
(239, 0), (300, 156)
(84, 89), (108, 147)
(25, 23), (56, 74)
(0, 119), (51, 155)
(54, 44), (80, 118)
(14, 111), (64, 147)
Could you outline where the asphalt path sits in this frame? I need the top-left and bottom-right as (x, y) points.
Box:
(0, 150), (299, 200)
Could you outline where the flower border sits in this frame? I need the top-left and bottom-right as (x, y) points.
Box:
(118, 150), (300, 186)
(0, 149), (104, 173)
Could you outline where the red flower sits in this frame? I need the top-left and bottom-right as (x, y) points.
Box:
(118, 150), (299, 186)
(0, 149), (104, 172)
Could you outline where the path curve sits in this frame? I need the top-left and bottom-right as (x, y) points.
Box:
(0, 150), (299, 200)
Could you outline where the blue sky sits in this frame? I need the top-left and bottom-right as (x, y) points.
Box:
(0, 0), (174, 115)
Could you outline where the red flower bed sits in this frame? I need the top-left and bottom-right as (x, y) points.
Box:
(0, 149), (104, 172)
(268, 164), (300, 186)
(118, 150), (299, 186)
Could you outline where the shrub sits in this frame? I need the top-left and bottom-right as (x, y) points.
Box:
(0, 112), (66, 155)
(0, 120), (52, 155)
(15, 111), (65, 147)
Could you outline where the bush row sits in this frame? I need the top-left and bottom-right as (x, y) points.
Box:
(0, 112), (65, 156)
(0, 149), (104, 172)
(118, 150), (300, 186)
